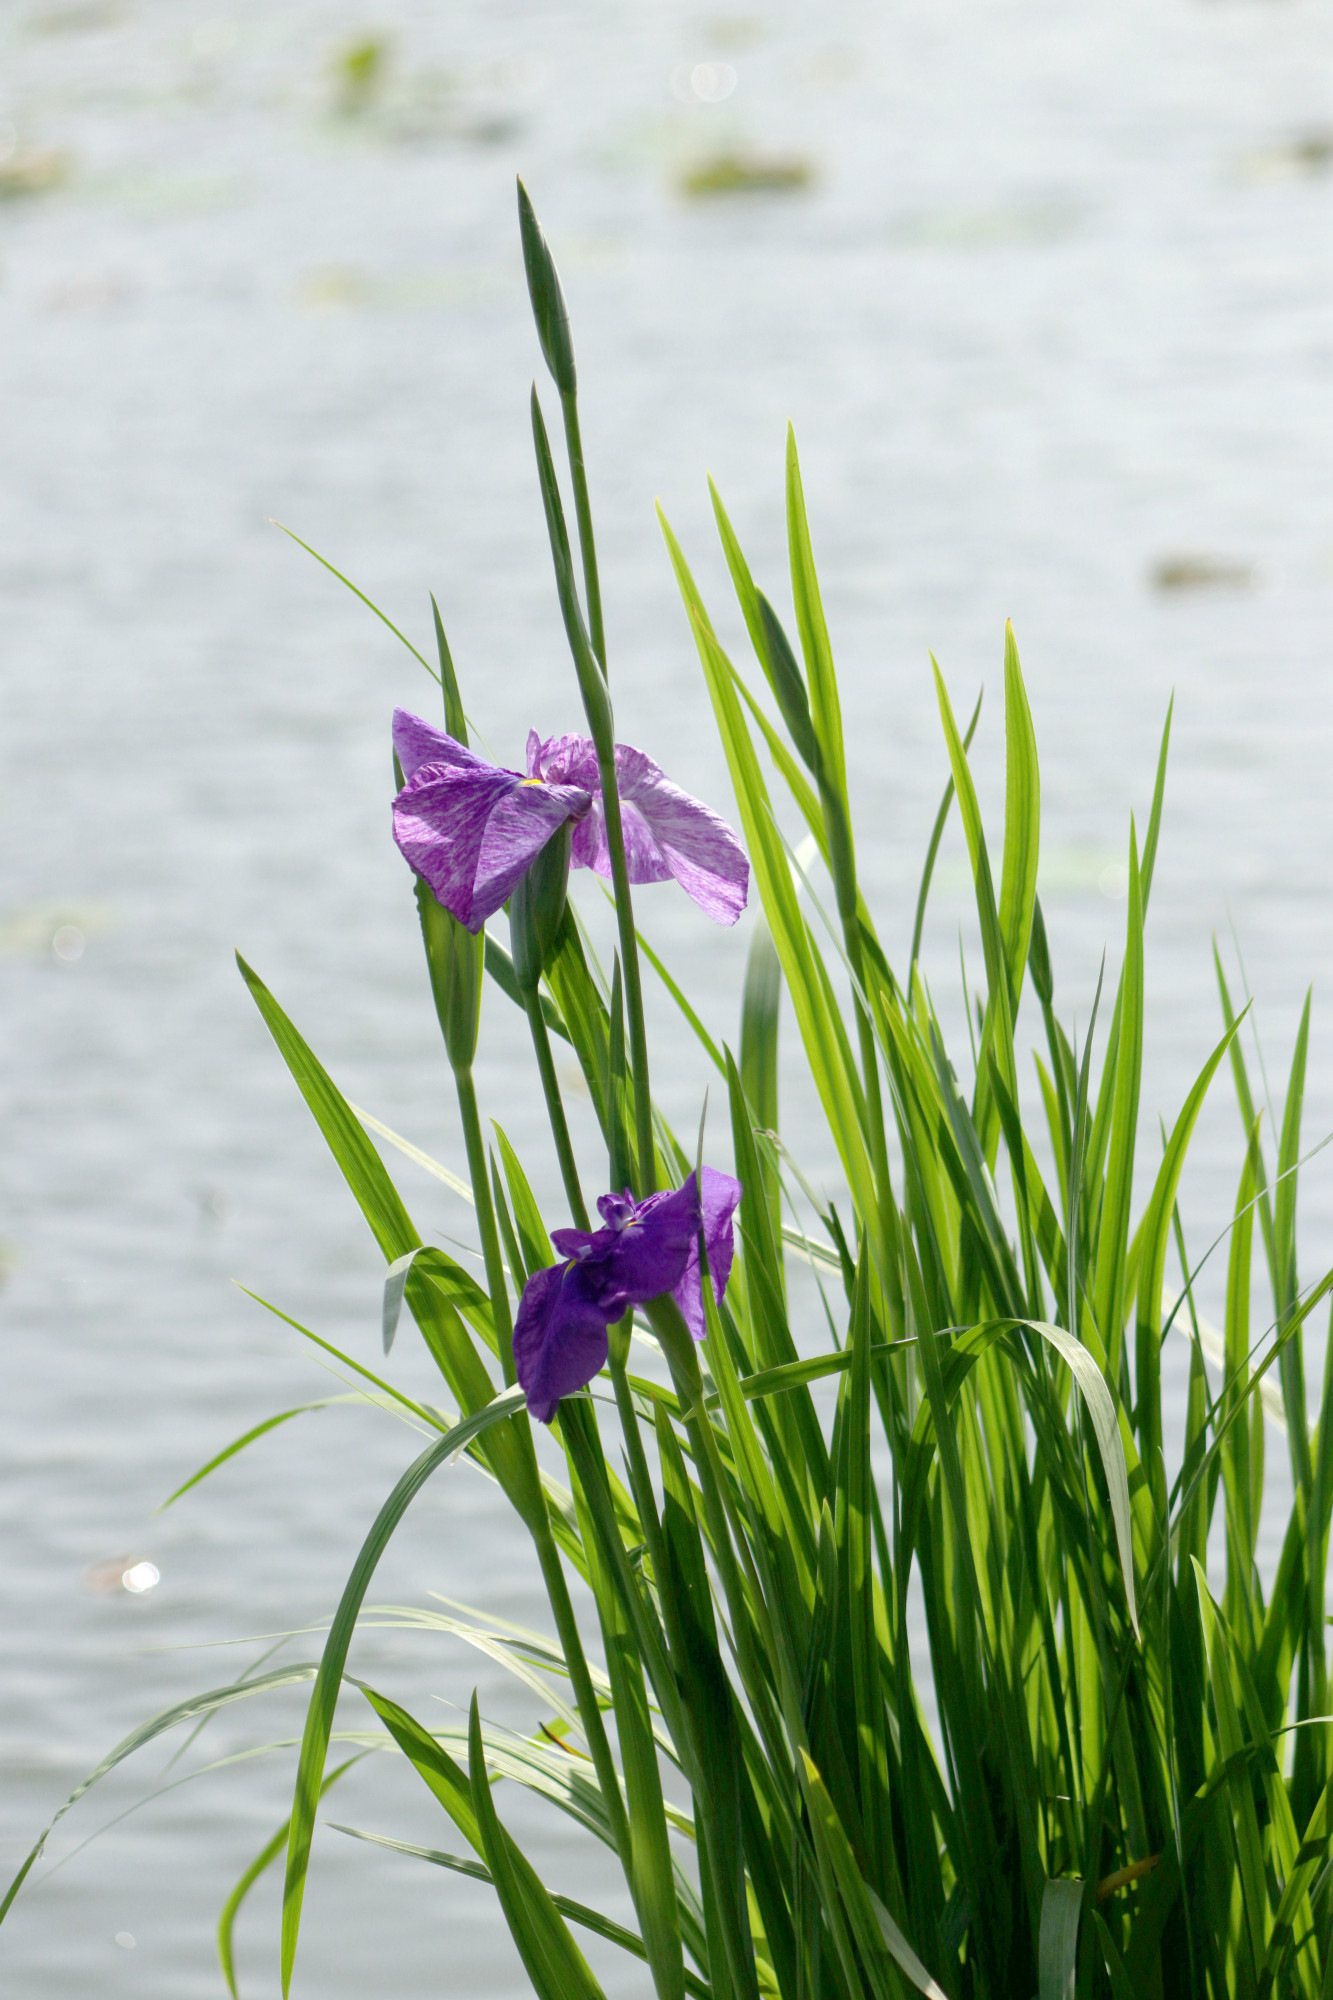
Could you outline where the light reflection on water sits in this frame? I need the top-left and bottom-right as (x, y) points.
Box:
(0, 0), (1329, 1992)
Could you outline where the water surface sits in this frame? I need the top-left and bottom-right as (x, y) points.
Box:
(1, 0), (1330, 1991)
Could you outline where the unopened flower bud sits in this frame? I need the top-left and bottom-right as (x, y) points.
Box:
(509, 821), (574, 992)
(415, 875), (484, 1072)
(517, 179), (577, 396)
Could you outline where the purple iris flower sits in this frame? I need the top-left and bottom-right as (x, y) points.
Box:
(391, 711), (593, 934)
(532, 733), (749, 928)
(513, 1167), (743, 1423)
(391, 710), (749, 932)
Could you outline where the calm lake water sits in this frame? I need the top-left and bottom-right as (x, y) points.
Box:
(1, 0), (1330, 1992)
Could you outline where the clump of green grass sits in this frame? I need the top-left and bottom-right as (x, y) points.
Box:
(5, 183), (1331, 2000)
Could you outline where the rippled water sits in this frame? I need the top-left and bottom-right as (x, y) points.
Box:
(1, 0), (1330, 1991)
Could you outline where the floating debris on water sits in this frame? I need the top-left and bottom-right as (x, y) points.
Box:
(332, 34), (390, 118)
(1237, 131), (1333, 182)
(1151, 554), (1257, 593)
(708, 16), (766, 49)
(295, 262), (507, 311)
(679, 150), (814, 198)
(82, 169), (240, 215)
(323, 36), (520, 147)
(893, 202), (1084, 248)
(25, 1), (126, 32)
(0, 146), (72, 201)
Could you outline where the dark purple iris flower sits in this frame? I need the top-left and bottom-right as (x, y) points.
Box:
(391, 711), (749, 932)
(513, 1167), (743, 1423)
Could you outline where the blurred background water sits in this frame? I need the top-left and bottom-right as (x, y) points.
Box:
(0, 0), (1329, 1991)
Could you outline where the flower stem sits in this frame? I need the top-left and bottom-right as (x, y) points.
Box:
(453, 1062), (631, 1866)
(560, 388), (604, 673)
(522, 986), (590, 1231)
(608, 1331), (668, 1590)
(555, 388), (654, 1191)
(528, 1507), (633, 1865)
(593, 768), (658, 1195)
(453, 1065), (514, 1376)
(824, 786), (901, 1329)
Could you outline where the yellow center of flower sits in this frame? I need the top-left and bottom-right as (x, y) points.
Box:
(520, 777), (544, 786)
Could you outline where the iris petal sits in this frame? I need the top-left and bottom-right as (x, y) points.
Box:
(391, 712), (592, 932)
(392, 708), (479, 784)
(671, 1166), (743, 1339)
(392, 762), (526, 931)
(612, 1176), (703, 1302)
(471, 781), (592, 923)
(536, 734), (748, 926)
(512, 1261), (612, 1425)
(513, 1170), (742, 1420)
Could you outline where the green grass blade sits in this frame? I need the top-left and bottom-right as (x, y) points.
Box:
(1038, 1878), (1083, 2000)
(467, 1694), (609, 2000)
(237, 955), (421, 1262)
(484, 931), (571, 1042)
(269, 521), (439, 682)
(634, 916), (726, 1075)
(381, 1243), (495, 1359)
(1, 1665), (320, 1927)
(657, 508), (879, 1244)
(1276, 990), (1314, 1495)
(1092, 826), (1144, 1378)
(280, 1392), (526, 1996)
(910, 686), (983, 972)
(800, 1750), (946, 1998)
(740, 913), (781, 1136)
(1134, 1011), (1244, 1480)
(1192, 1561), (1271, 1982)
(560, 1405), (688, 1999)
(429, 594), (468, 739)
(997, 620), (1040, 1004)
(931, 659), (1006, 1013)
(1018, 1319), (1140, 1638)
(708, 475), (766, 651)
(492, 1122), (556, 1267)
(786, 428), (847, 804)
(236, 1286), (458, 1434)
(159, 1398), (372, 1508)
(1137, 695), (1173, 910)
(329, 1825), (715, 1997)
(218, 1758), (362, 2000)
(350, 1103), (475, 1203)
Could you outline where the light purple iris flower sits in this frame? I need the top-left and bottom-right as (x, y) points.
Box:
(391, 711), (593, 935)
(531, 733), (749, 928)
(391, 710), (749, 932)
(513, 1167), (743, 1423)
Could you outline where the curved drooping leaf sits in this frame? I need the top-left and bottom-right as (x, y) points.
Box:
(0, 1665), (320, 1926)
(280, 1389), (527, 1997)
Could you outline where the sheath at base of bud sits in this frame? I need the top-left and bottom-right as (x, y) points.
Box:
(416, 874), (484, 1073)
(509, 821), (573, 992)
